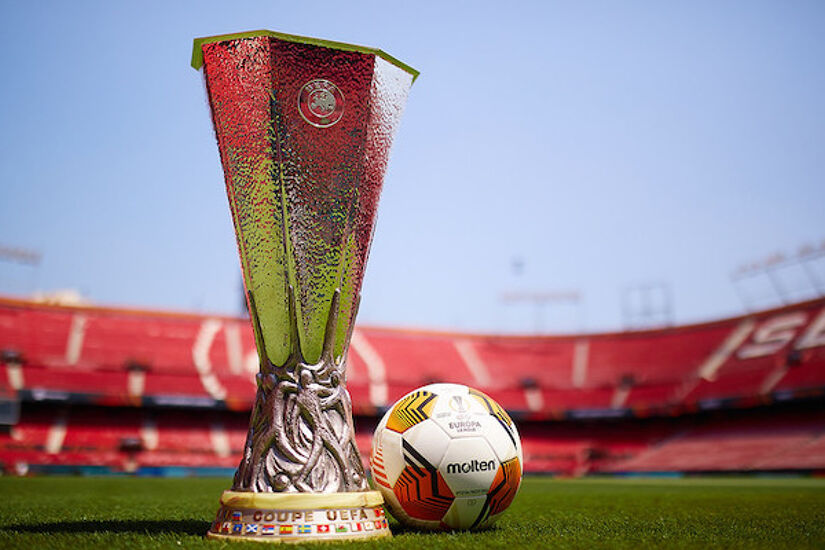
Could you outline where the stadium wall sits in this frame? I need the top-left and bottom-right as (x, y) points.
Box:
(0, 296), (823, 476)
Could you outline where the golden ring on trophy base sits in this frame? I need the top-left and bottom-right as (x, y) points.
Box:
(207, 490), (391, 543)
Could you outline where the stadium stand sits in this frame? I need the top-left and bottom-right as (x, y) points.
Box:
(0, 295), (823, 475)
(605, 405), (825, 473)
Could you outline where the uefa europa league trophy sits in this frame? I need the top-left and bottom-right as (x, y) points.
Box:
(191, 31), (416, 542)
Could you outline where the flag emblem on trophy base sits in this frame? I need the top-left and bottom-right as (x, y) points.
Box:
(206, 492), (392, 542)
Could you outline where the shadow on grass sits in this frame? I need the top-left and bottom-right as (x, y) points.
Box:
(2, 519), (209, 536)
(390, 522), (499, 536)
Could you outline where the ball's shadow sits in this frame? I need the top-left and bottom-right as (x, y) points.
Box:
(2, 519), (208, 536)
(389, 521), (498, 536)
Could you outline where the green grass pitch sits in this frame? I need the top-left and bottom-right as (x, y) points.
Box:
(1, 476), (824, 549)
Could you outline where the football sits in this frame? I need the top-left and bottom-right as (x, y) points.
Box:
(370, 383), (523, 530)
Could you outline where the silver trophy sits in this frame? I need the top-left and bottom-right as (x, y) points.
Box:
(191, 30), (416, 542)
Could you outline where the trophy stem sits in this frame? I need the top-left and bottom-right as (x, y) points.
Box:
(233, 287), (367, 493)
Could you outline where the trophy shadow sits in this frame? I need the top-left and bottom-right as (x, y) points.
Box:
(2, 518), (209, 536)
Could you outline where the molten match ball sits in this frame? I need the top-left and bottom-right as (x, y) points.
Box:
(370, 383), (522, 530)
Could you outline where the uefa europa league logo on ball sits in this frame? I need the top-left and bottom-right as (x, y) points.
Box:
(191, 30), (417, 542)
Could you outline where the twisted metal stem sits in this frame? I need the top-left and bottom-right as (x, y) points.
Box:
(232, 287), (368, 493)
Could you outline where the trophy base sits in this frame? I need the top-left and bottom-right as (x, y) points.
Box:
(206, 490), (391, 543)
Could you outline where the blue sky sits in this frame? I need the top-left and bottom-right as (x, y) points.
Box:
(1, 1), (823, 333)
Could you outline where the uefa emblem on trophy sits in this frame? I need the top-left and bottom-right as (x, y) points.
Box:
(190, 31), (417, 541)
